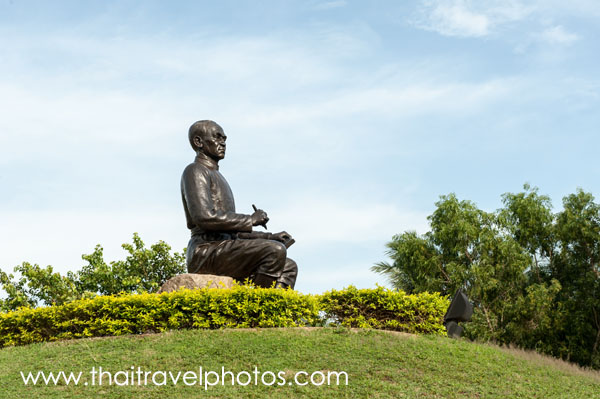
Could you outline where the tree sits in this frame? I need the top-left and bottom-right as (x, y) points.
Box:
(0, 233), (186, 312)
(0, 263), (80, 311)
(76, 233), (186, 295)
(554, 190), (600, 367)
(373, 185), (600, 368)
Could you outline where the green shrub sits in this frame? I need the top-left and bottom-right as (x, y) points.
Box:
(319, 285), (448, 335)
(0, 285), (319, 347)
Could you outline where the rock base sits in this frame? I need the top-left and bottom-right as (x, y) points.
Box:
(158, 273), (235, 293)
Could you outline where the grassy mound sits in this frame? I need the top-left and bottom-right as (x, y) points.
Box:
(0, 328), (597, 398)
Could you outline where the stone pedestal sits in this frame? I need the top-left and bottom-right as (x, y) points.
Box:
(158, 273), (235, 293)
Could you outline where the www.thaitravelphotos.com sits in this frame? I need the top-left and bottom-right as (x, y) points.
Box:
(20, 366), (349, 389)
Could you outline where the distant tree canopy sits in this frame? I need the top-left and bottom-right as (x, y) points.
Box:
(0, 233), (186, 312)
(373, 184), (600, 369)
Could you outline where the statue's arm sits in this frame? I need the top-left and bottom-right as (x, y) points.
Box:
(237, 231), (272, 240)
(237, 231), (295, 248)
(182, 166), (253, 232)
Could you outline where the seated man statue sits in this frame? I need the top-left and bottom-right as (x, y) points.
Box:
(181, 120), (298, 289)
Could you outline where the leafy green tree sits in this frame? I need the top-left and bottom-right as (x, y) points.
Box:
(553, 190), (600, 367)
(76, 233), (186, 295)
(499, 184), (555, 283)
(0, 263), (80, 311)
(0, 267), (35, 311)
(0, 233), (186, 312)
(373, 185), (595, 367)
(375, 192), (551, 343)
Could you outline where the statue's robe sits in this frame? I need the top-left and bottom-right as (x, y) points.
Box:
(181, 154), (297, 288)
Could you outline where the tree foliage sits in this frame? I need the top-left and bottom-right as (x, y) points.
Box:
(0, 233), (186, 312)
(373, 185), (600, 368)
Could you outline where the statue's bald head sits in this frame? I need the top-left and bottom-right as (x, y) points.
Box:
(189, 120), (223, 151)
(188, 120), (228, 161)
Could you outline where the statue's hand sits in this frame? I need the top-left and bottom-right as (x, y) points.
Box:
(271, 231), (295, 248)
(251, 208), (269, 227)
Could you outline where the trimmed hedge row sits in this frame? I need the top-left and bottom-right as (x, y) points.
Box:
(0, 285), (448, 347)
(319, 286), (449, 335)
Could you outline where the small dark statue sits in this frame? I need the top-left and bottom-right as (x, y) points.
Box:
(181, 120), (297, 289)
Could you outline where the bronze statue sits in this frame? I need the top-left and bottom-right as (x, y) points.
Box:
(181, 120), (298, 289)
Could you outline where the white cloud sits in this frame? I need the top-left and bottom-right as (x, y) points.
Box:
(426, 1), (491, 37)
(514, 24), (581, 55)
(539, 25), (579, 45)
(415, 0), (593, 50)
(414, 0), (534, 37)
(489, 1), (534, 21)
(312, 0), (347, 11)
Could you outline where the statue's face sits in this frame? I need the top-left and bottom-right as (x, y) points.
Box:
(199, 125), (227, 160)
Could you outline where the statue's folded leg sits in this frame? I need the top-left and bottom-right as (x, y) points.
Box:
(187, 237), (296, 288)
(276, 258), (297, 289)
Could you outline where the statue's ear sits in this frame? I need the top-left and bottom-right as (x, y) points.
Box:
(193, 135), (203, 149)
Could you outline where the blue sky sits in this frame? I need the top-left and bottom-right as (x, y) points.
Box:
(1, 0), (599, 294)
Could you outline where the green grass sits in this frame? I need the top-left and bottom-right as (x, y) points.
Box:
(0, 328), (598, 398)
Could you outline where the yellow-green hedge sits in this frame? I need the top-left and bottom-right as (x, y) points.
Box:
(319, 286), (449, 335)
(0, 285), (319, 347)
(0, 285), (448, 347)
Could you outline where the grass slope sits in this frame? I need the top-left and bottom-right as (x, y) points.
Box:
(0, 328), (598, 398)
